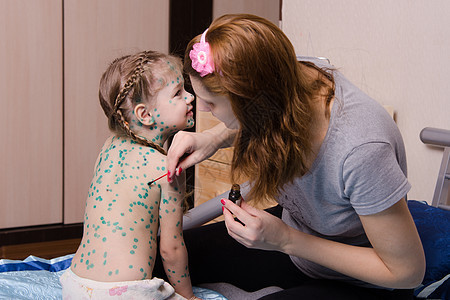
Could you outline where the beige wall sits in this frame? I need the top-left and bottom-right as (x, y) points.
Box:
(282, 0), (450, 203)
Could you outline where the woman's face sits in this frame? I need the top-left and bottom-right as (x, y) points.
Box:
(190, 76), (239, 129)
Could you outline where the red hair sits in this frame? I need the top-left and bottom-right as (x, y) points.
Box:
(185, 14), (334, 203)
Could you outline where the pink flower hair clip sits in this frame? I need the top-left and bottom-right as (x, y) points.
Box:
(190, 29), (214, 77)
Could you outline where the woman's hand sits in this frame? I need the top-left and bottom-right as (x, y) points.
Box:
(167, 130), (218, 180)
(167, 123), (237, 181)
(221, 199), (291, 252)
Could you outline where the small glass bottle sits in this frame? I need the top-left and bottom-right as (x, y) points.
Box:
(228, 183), (242, 206)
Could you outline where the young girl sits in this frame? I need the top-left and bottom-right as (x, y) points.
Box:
(164, 14), (425, 299)
(60, 51), (198, 300)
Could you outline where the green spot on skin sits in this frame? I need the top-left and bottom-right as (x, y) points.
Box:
(129, 265), (133, 269)
(130, 250), (135, 255)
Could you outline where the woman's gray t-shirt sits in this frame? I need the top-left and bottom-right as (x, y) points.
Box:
(278, 57), (411, 288)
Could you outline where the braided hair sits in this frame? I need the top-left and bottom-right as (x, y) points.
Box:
(99, 51), (182, 155)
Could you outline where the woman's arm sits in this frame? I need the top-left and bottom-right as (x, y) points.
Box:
(222, 198), (425, 289)
(167, 122), (237, 180)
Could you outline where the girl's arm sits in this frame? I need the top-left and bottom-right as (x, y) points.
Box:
(222, 198), (425, 289)
(159, 173), (194, 299)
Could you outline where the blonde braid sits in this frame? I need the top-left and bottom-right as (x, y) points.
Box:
(113, 53), (167, 155)
(115, 110), (167, 155)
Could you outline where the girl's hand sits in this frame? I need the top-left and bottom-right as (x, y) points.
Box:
(221, 199), (291, 252)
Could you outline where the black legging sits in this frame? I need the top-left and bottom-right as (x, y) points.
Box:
(153, 205), (414, 299)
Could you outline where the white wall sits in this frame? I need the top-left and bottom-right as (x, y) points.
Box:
(213, 0), (279, 24)
(282, 0), (450, 203)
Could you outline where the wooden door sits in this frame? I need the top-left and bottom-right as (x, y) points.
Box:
(63, 0), (169, 223)
(0, 0), (63, 228)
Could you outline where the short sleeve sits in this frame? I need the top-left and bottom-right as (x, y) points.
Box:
(342, 142), (411, 215)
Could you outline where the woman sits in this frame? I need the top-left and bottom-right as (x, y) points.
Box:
(164, 14), (425, 299)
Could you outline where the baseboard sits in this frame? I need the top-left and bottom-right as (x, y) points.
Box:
(0, 223), (83, 259)
(1, 238), (81, 260)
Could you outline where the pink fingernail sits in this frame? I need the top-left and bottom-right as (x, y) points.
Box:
(221, 199), (226, 205)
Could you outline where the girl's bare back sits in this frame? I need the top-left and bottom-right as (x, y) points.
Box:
(71, 135), (182, 282)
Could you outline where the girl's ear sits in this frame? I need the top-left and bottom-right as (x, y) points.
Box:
(134, 104), (155, 126)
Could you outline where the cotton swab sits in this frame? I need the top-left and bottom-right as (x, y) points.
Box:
(147, 172), (168, 186)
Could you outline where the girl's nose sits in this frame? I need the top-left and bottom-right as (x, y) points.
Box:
(185, 93), (194, 104)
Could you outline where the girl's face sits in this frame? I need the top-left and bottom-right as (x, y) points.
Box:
(190, 76), (239, 129)
(152, 72), (195, 132)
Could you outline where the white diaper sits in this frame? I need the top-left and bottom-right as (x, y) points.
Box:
(60, 268), (185, 300)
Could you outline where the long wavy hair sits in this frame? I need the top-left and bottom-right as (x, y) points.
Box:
(184, 14), (335, 203)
